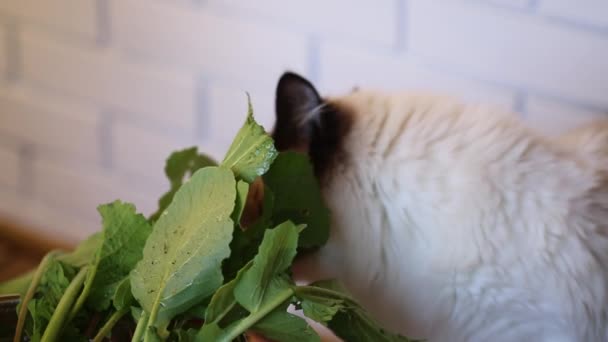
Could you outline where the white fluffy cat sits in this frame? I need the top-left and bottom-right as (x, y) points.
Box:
(272, 72), (608, 342)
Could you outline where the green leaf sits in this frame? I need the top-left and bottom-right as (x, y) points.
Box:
(150, 147), (216, 221)
(222, 185), (275, 282)
(173, 328), (198, 342)
(196, 322), (222, 341)
(234, 221), (299, 312)
(83, 201), (152, 311)
(60, 232), (103, 267)
(196, 223), (302, 342)
(263, 152), (330, 248)
(300, 298), (343, 326)
(130, 166), (236, 335)
(24, 260), (76, 341)
(131, 306), (143, 321)
(41, 266), (89, 342)
(296, 281), (417, 342)
(196, 264), (251, 342)
(328, 308), (414, 342)
(13, 251), (63, 342)
(197, 285), (295, 342)
(180, 300), (208, 321)
(251, 306), (320, 342)
(113, 277), (134, 311)
(204, 261), (252, 326)
(232, 180), (249, 224)
(165, 147), (217, 187)
(204, 279), (239, 325)
(222, 97), (278, 183)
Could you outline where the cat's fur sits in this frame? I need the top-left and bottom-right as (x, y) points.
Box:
(272, 72), (608, 342)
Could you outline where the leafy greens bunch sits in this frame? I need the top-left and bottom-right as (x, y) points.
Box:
(0, 100), (416, 342)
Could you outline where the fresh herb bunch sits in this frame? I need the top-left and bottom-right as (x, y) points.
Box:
(0, 99), (417, 342)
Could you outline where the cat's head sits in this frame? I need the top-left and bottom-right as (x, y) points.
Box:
(271, 72), (390, 261)
(271, 73), (412, 327)
(272, 72), (359, 185)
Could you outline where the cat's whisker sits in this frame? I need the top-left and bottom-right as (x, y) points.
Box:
(296, 102), (327, 128)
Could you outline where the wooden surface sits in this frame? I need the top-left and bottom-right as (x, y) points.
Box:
(0, 219), (68, 283)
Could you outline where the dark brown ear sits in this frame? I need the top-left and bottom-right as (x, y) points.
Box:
(272, 72), (323, 152)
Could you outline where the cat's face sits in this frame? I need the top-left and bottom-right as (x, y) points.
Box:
(271, 72), (389, 269)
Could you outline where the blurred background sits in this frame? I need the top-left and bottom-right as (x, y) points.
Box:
(0, 0), (607, 275)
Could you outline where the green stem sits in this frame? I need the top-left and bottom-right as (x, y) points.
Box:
(214, 301), (236, 324)
(92, 307), (129, 342)
(131, 311), (149, 342)
(143, 286), (165, 342)
(13, 251), (61, 342)
(295, 286), (358, 305)
(68, 265), (97, 322)
(220, 287), (294, 342)
(40, 266), (88, 342)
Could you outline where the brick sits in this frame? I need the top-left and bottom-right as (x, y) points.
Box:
(112, 119), (199, 186)
(485, 0), (534, 9)
(485, 0), (533, 9)
(319, 43), (516, 109)
(0, 0), (98, 41)
(20, 29), (197, 130)
(408, 0), (608, 107)
(0, 190), (99, 244)
(0, 83), (100, 162)
(539, 0), (608, 28)
(207, 84), (275, 153)
(206, 0), (397, 46)
(111, 0), (308, 90)
(525, 96), (608, 136)
(0, 143), (19, 188)
(32, 157), (157, 224)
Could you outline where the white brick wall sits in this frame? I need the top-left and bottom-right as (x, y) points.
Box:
(0, 0), (606, 244)
(525, 96), (608, 136)
(0, 0), (99, 42)
(485, 0), (533, 9)
(21, 29), (198, 130)
(0, 83), (101, 163)
(318, 42), (517, 109)
(111, 119), (197, 185)
(112, 0), (309, 89)
(408, 0), (608, 107)
(539, 0), (608, 28)
(206, 0), (398, 46)
(32, 157), (154, 223)
(0, 24), (7, 77)
(0, 143), (19, 189)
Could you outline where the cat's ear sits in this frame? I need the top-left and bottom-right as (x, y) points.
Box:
(273, 71), (323, 152)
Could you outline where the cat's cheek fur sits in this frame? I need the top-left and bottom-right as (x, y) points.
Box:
(313, 160), (449, 339)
